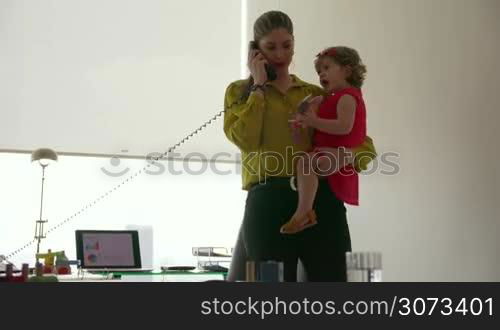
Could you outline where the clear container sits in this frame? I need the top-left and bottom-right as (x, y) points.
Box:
(346, 252), (383, 282)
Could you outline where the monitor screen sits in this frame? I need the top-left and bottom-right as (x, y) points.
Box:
(75, 230), (141, 269)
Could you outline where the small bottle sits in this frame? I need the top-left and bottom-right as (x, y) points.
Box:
(245, 261), (256, 282)
(22, 263), (29, 282)
(6, 264), (13, 279)
(259, 261), (284, 282)
(35, 262), (44, 277)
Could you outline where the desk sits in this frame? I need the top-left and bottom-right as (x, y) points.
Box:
(57, 270), (227, 282)
(110, 271), (226, 282)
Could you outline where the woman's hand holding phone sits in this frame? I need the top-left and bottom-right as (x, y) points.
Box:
(248, 48), (269, 86)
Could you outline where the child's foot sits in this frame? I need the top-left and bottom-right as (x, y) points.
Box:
(280, 210), (317, 234)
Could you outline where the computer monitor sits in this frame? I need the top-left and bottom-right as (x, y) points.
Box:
(75, 230), (142, 270)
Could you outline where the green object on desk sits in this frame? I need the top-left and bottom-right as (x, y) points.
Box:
(28, 275), (59, 282)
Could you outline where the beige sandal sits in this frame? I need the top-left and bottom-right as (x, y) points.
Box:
(280, 210), (317, 234)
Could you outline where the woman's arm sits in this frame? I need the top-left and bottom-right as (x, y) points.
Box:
(223, 82), (266, 152)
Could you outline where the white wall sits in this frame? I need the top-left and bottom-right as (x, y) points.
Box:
(255, 0), (499, 281)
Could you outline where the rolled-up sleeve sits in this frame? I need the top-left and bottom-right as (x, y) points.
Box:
(223, 83), (266, 152)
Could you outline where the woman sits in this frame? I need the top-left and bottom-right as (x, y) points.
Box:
(224, 11), (376, 281)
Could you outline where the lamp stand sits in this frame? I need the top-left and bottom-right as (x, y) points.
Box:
(35, 164), (48, 256)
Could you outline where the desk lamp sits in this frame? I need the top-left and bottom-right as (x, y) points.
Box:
(31, 148), (58, 256)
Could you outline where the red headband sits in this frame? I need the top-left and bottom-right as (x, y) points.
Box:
(316, 48), (336, 58)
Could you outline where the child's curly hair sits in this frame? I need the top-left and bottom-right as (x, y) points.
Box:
(315, 46), (367, 88)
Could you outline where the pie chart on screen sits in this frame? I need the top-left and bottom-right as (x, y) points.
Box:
(87, 254), (98, 264)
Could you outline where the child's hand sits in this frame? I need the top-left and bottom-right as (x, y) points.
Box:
(288, 117), (302, 129)
(307, 95), (323, 113)
(296, 109), (318, 128)
(295, 96), (323, 128)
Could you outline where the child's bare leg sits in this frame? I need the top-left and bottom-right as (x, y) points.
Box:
(280, 148), (353, 234)
(295, 153), (318, 218)
(313, 147), (353, 177)
(281, 154), (318, 234)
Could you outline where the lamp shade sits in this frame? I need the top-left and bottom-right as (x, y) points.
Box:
(31, 148), (58, 166)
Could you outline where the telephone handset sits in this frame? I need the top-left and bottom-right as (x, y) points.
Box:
(249, 41), (277, 82)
